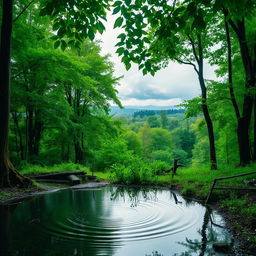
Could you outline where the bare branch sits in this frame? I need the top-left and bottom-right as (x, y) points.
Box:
(174, 57), (199, 74)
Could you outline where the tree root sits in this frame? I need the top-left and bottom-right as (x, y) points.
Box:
(0, 163), (33, 188)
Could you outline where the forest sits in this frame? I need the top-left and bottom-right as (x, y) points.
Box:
(1, 0), (256, 183)
(0, 0), (256, 255)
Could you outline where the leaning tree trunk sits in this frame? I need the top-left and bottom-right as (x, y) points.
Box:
(0, 0), (32, 187)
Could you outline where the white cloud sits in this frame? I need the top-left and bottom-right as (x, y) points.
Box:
(96, 13), (216, 107)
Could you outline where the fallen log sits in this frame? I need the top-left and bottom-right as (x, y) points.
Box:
(35, 179), (70, 184)
(28, 171), (86, 180)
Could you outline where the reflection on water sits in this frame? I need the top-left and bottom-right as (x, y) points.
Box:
(0, 186), (234, 256)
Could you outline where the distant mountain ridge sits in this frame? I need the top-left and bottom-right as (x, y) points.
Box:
(110, 105), (184, 117)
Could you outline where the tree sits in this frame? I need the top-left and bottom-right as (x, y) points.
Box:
(0, 0), (32, 187)
(160, 110), (169, 129)
(147, 116), (160, 128)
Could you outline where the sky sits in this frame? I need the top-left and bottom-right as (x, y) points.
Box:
(97, 14), (216, 107)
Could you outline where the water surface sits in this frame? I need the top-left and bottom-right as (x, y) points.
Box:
(1, 186), (233, 256)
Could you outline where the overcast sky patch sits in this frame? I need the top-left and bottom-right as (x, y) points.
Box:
(97, 13), (216, 107)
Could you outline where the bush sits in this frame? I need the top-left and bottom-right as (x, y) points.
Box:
(149, 161), (170, 175)
(109, 157), (156, 185)
(94, 138), (133, 171)
(151, 150), (172, 163)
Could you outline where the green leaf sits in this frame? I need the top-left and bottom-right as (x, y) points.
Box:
(88, 29), (95, 40)
(52, 22), (60, 31)
(114, 17), (124, 28)
(125, 62), (131, 70)
(116, 47), (125, 56)
(50, 35), (59, 40)
(112, 6), (121, 15)
(97, 21), (105, 34)
(57, 27), (66, 38)
(54, 40), (61, 49)
(117, 33), (126, 41)
(113, 1), (122, 7)
(61, 40), (67, 51)
(145, 61), (151, 71)
(68, 40), (75, 46)
(115, 41), (124, 47)
(125, 0), (132, 5)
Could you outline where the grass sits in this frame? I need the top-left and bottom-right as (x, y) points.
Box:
(155, 164), (256, 199)
(20, 162), (89, 175)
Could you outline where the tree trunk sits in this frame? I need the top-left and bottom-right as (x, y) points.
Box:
(191, 33), (217, 170)
(74, 141), (84, 164)
(27, 108), (43, 159)
(228, 17), (254, 165)
(12, 111), (25, 160)
(237, 105), (253, 165)
(0, 0), (32, 187)
(253, 96), (256, 161)
(198, 74), (217, 170)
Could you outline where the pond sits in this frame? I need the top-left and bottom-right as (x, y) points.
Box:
(1, 186), (235, 256)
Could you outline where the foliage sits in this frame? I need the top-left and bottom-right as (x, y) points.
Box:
(20, 163), (89, 175)
(109, 158), (157, 185)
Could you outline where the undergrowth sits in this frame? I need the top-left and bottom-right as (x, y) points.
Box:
(20, 162), (89, 175)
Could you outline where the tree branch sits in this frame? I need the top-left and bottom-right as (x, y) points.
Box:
(186, 34), (200, 65)
(13, 0), (36, 23)
(174, 57), (199, 74)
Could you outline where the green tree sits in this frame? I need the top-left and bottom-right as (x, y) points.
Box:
(147, 116), (160, 128)
(160, 111), (169, 129)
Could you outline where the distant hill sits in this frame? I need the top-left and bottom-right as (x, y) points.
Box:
(133, 109), (185, 118)
(110, 105), (184, 117)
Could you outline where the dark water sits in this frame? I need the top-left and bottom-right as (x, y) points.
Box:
(1, 186), (233, 256)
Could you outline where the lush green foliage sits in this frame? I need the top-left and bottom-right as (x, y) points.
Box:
(20, 163), (89, 175)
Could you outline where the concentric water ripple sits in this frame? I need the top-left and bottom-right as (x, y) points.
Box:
(40, 188), (199, 245)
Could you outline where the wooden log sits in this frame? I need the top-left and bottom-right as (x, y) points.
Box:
(35, 179), (69, 184)
(67, 175), (80, 185)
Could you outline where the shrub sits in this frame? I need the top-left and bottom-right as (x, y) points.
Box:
(149, 161), (170, 175)
(151, 150), (172, 163)
(109, 157), (156, 185)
